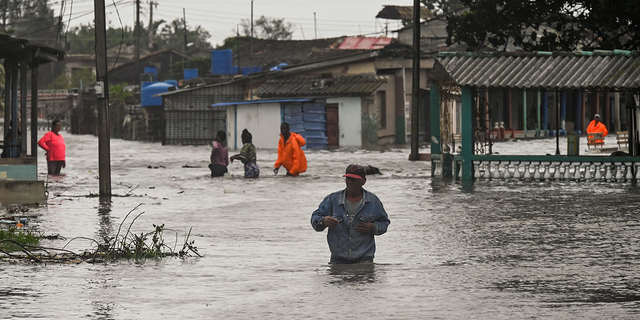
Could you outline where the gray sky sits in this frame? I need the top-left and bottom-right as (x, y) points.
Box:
(64, 0), (409, 47)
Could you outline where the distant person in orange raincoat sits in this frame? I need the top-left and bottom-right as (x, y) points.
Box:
(587, 114), (608, 144)
(274, 122), (307, 176)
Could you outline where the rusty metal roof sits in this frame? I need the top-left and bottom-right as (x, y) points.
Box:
(432, 51), (640, 91)
(338, 37), (392, 50)
(255, 74), (388, 98)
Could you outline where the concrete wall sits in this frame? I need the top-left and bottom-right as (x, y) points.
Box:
(0, 180), (45, 205)
(226, 102), (282, 150)
(327, 97), (362, 147)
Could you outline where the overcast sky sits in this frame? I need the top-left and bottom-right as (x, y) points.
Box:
(62, 0), (410, 47)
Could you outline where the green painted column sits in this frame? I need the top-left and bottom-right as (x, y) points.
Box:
(461, 86), (474, 181)
(523, 89), (527, 137)
(536, 91), (541, 137)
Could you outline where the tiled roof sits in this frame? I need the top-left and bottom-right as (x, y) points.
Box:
(255, 74), (388, 98)
(338, 37), (392, 50)
(433, 51), (640, 90)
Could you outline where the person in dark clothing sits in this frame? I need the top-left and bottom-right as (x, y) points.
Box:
(209, 130), (229, 177)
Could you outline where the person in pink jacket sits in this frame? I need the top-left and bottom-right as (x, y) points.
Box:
(38, 120), (66, 175)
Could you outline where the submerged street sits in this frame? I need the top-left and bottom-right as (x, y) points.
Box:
(1, 131), (639, 319)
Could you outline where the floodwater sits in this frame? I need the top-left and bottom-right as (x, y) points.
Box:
(1, 132), (640, 319)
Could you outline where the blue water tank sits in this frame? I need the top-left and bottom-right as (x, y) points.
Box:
(141, 82), (176, 107)
(143, 66), (158, 81)
(184, 69), (198, 80)
(212, 49), (233, 75)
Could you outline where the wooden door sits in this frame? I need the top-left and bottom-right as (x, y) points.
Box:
(326, 104), (339, 147)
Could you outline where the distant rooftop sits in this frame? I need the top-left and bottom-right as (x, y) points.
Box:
(432, 50), (640, 90)
(255, 74), (388, 98)
(375, 5), (435, 20)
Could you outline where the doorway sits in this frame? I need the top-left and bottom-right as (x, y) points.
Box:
(326, 104), (339, 147)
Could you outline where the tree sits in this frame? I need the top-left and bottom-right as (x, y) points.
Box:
(216, 35), (251, 51)
(447, 0), (640, 52)
(421, 0), (463, 16)
(169, 57), (210, 80)
(6, 0), (59, 47)
(110, 83), (135, 104)
(48, 68), (94, 90)
(158, 18), (212, 52)
(240, 15), (294, 40)
(65, 19), (212, 55)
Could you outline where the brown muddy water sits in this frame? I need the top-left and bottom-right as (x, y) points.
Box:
(1, 132), (639, 319)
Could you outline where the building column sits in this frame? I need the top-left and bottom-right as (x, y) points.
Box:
(461, 86), (474, 182)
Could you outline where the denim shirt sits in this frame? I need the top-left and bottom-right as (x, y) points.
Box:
(311, 189), (390, 263)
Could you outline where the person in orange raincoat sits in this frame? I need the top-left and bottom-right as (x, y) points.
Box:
(587, 114), (608, 144)
(274, 122), (307, 176)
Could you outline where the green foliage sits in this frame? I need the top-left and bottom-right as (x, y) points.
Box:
(65, 18), (212, 55)
(110, 83), (135, 104)
(216, 35), (252, 51)
(170, 57), (211, 80)
(447, 0), (640, 51)
(101, 223), (201, 261)
(1, 0), (65, 88)
(240, 15), (295, 40)
(421, 0), (463, 16)
(0, 205), (201, 263)
(0, 227), (40, 252)
(48, 68), (94, 90)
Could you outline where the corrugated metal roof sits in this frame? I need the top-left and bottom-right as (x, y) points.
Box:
(433, 52), (640, 91)
(255, 75), (388, 98)
(338, 37), (392, 50)
(0, 34), (65, 66)
(211, 99), (312, 107)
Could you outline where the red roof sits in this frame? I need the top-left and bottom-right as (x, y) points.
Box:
(338, 37), (392, 50)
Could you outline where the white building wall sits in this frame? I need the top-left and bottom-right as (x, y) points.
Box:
(327, 97), (362, 147)
(226, 102), (282, 150)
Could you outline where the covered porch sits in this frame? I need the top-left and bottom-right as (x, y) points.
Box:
(1, 34), (65, 204)
(428, 51), (640, 182)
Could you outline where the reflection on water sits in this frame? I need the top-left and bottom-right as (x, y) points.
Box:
(327, 263), (376, 285)
(97, 198), (113, 245)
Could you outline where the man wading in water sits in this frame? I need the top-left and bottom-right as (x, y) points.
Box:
(311, 164), (390, 264)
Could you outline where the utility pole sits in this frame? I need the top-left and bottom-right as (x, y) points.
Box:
(94, 0), (112, 197)
(410, 0), (420, 160)
(314, 12), (317, 39)
(135, 0), (140, 85)
(236, 25), (240, 73)
(148, 1), (155, 51)
(249, 0), (253, 100)
(182, 8), (187, 70)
